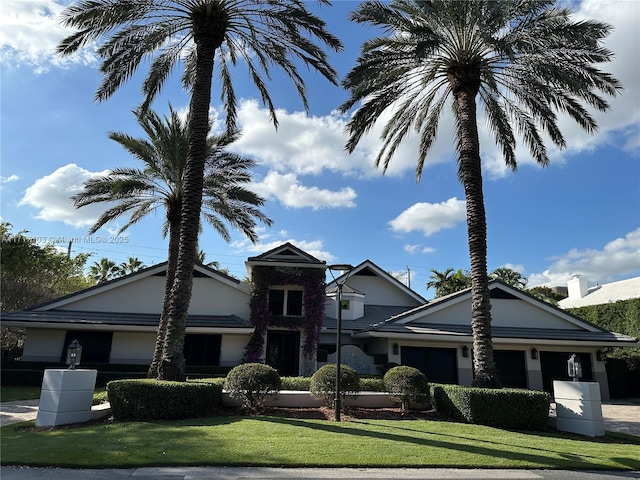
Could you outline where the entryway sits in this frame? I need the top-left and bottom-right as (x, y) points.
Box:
(266, 330), (300, 376)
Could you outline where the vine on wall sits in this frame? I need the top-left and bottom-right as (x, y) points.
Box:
(242, 266), (326, 363)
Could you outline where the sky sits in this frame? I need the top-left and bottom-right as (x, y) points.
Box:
(1, 0), (639, 301)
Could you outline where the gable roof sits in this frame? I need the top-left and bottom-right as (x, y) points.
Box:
(22, 261), (246, 312)
(353, 280), (638, 347)
(245, 242), (326, 275)
(326, 260), (426, 304)
(558, 276), (640, 309)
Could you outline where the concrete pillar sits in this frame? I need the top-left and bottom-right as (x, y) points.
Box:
(553, 380), (604, 437)
(36, 369), (97, 427)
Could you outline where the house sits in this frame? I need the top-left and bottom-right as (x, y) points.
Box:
(2, 243), (637, 400)
(558, 275), (640, 309)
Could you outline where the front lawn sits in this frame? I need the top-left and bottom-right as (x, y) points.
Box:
(2, 415), (639, 470)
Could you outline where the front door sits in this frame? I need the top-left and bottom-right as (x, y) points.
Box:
(266, 330), (300, 376)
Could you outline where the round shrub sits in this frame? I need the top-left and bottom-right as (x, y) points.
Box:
(224, 363), (281, 412)
(384, 365), (431, 410)
(309, 364), (360, 407)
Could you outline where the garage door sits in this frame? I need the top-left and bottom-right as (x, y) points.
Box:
(401, 346), (458, 384)
(494, 350), (527, 388)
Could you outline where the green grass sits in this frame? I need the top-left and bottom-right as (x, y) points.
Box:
(2, 416), (639, 470)
(0, 386), (42, 402)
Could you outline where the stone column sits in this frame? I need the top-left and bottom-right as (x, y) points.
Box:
(36, 369), (97, 427)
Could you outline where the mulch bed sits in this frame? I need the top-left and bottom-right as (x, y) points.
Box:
(230, 406), (445, 421)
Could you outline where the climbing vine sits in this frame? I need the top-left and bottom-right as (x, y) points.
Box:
(242, 266), (326, 362)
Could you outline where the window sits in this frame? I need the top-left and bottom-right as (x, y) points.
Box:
(60, 331), (113, 364)
(183, 334), (221, 366)
(268, 288), (303, 316)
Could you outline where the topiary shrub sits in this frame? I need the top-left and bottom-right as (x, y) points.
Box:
(309, 364), (360, 407)
(384, 366), (431, 410)
(107, 379), (222, 421)
(360, 377), (385, 392)
(430, 383), (551, 430)
(224, 363), (281, 412)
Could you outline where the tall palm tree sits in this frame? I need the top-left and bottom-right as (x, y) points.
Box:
(490, 267), (527, 289)
(88, 258), (120, 284)
(72, 105), (272, 379)
(58, 0), (342, 380)
(340, 0), (621, 387)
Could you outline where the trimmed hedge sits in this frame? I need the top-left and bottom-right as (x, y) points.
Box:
(431, 383), (551, 431)
(384, 366), (430, 410)
(360, 377), (385, 392)
(224, 363), (281, 411)
(107, 379), (223, 421)
(281, 376), (312, 391)
(310, 364), (360, 406)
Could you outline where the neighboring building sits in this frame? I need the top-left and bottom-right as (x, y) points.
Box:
(2, 243), (637, 399)
(558, 275), (640, 309)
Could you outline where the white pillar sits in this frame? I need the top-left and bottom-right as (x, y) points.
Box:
(553, 380), (604, 437)
(36, 369), (97, 427)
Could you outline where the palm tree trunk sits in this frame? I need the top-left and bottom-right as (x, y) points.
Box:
(158, 38), (216, 382)
(147, 217), (180, 379)
(455, 87), (501, 388)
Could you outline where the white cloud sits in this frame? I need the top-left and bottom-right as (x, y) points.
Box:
(529, 228), (640, 287)
(0, 0), (94, 71)
(389, 197), (467, 237)
(404, 243), (436, 254)
(251, 170), (356, 210)
(19, 163), (110, 228)
(0, 174), (19, 187)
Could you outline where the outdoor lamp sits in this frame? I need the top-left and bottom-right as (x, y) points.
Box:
(66, 339), (82, 370)
(531, 348), (538, 360)
(392, 343), (399, 355)
(567, 353), (582, 382)
(327, 264), (354, 422)
(462, 346), (469, 358)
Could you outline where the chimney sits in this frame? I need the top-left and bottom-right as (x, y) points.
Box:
(567, 275), (589, 299)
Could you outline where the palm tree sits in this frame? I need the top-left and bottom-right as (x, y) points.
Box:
(117, 257), (147, 276)
(58, 1), (341, 380)
(427, 268), (470, 297)
(340, 0), (621, 387)
(72, 105), (272, 379)
(88, 258), (120, 284)
(490, 267), (527, 289)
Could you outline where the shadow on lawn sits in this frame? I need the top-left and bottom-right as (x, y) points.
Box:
(256, 416), (640, 470)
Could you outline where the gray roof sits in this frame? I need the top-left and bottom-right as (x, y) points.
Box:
(360, 322), (638, 344)
(558, 276), (640, 309)
(321, 305), (410, 332)
(1, 310), (252, 329)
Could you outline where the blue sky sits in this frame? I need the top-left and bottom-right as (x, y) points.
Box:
(1, 0), (638, 300)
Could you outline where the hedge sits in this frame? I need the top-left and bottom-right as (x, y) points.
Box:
(431, 383), (551, 431)
(107, 379), (223, 421)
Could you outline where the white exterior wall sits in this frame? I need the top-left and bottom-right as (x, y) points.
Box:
(346, 276), (420, 307)
(220, 334), (250, 367)
(58, 276), (250, 318)
(22, 329), (66, 362)
(110, 331), (156, 364)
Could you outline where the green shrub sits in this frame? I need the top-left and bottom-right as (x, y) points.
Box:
(107, 379), (222, 421)
(281, 376), (311, 391)
(224, 363), (281, 411)
(431, 383), (551, 431)
(92, 390), (109, 405)
(309, 364), (360, 407)
(384, 366), (430, 410)
(360, 377), (385, 392)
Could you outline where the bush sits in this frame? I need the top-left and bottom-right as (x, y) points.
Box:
(281, 376), (311, 391)
(360, 377), (385, 392)
(107, 379), (222, 421)
(309, 364), (360, 407)
(384, 366), (430, 410)
(92, 390), (109, 405)
(224, 363), (281, 411)
(430, 383), (551, 431)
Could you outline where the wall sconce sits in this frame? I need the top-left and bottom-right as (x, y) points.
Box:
(66, 339), (82, 370)
(596, 350), (603, 362)
(531, 348), (538, 360)
(392, 343), (399, 355)
(567, 353), (583, 382)
(462, 346), (469, 358)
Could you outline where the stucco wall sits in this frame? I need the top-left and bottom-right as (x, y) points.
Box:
(110, 331), (155, 364)
(220, 334), (250, 366)
(22, 329), (66, 362)
(346, 275), (421, 307)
